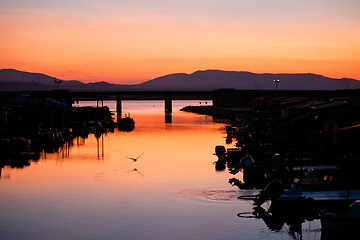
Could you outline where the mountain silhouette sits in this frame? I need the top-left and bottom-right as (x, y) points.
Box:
(0, 69), (359, 91)
(0, 69), (133, 91)
(138, 70), (360, 90)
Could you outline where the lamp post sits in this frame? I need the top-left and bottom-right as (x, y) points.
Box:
(55, 80), (62, 89)
(273, 79), (280, 91)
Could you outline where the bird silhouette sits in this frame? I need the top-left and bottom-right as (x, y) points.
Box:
(127, 153), (143, 162)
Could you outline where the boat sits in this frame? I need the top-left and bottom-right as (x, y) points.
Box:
(118, 113), (135, 131)
(320, 200), (360, 231)
(214, 145), (226, 159)
(271, 189), (360, 211)
(254, 179), (360, 211)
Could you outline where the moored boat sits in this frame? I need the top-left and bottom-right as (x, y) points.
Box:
(270, 189), (360, 211)
(320, 200), (360, 231)
(117, 113), (135, 131)
(254, 179), (360, 212)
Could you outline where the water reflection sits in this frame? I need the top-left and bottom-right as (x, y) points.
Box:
(238, 204), (320, 238)
(165, 113), (172, 123)
(97, 134), (104, 159)
(0, 125), (117, 177)
(1, 100), (328, 240)
(127, 168), (145, 177)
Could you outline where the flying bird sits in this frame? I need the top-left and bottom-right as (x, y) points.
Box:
(127, 153), (143, 162)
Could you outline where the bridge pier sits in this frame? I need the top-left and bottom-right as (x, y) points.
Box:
(116, 95), (122, 122)
(165, 95), (172, 114)
(97, 95), (104, 108)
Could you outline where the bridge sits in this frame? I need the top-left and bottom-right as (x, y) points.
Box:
(0, 90), (214, 122)
(2, 89), (359, 122)
(69, 91), (214, 122)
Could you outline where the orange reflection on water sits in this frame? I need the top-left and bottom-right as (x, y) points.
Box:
(105, 112), (228, 181)
(2, 111), (231, 191)
(0, 109), (256, 240)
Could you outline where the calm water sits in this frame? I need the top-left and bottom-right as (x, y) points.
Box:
(0, 101), (322, 240)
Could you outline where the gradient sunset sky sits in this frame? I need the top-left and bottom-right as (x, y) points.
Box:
(1, 0), (359, 84)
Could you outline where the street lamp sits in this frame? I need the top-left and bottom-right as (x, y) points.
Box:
(273, 78), (280, 91)
(55, 80), (62, 89)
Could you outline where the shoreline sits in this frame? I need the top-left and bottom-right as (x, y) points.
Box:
(180, 106), (252, 119)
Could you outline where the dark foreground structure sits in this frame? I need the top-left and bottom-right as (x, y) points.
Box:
(202, 90), (360, 237)
(0, 93), (119, 176)
(210, 90), (360, 187)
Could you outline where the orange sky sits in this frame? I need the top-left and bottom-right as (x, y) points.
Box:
(1, 1), (360, 84)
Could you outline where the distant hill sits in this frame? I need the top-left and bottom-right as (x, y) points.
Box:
(0, 69), (134, 91)
(137, 70), (360, 90)
(1, 69), (359, 91)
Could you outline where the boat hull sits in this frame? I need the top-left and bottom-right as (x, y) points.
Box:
(270, 190), (360, 212)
